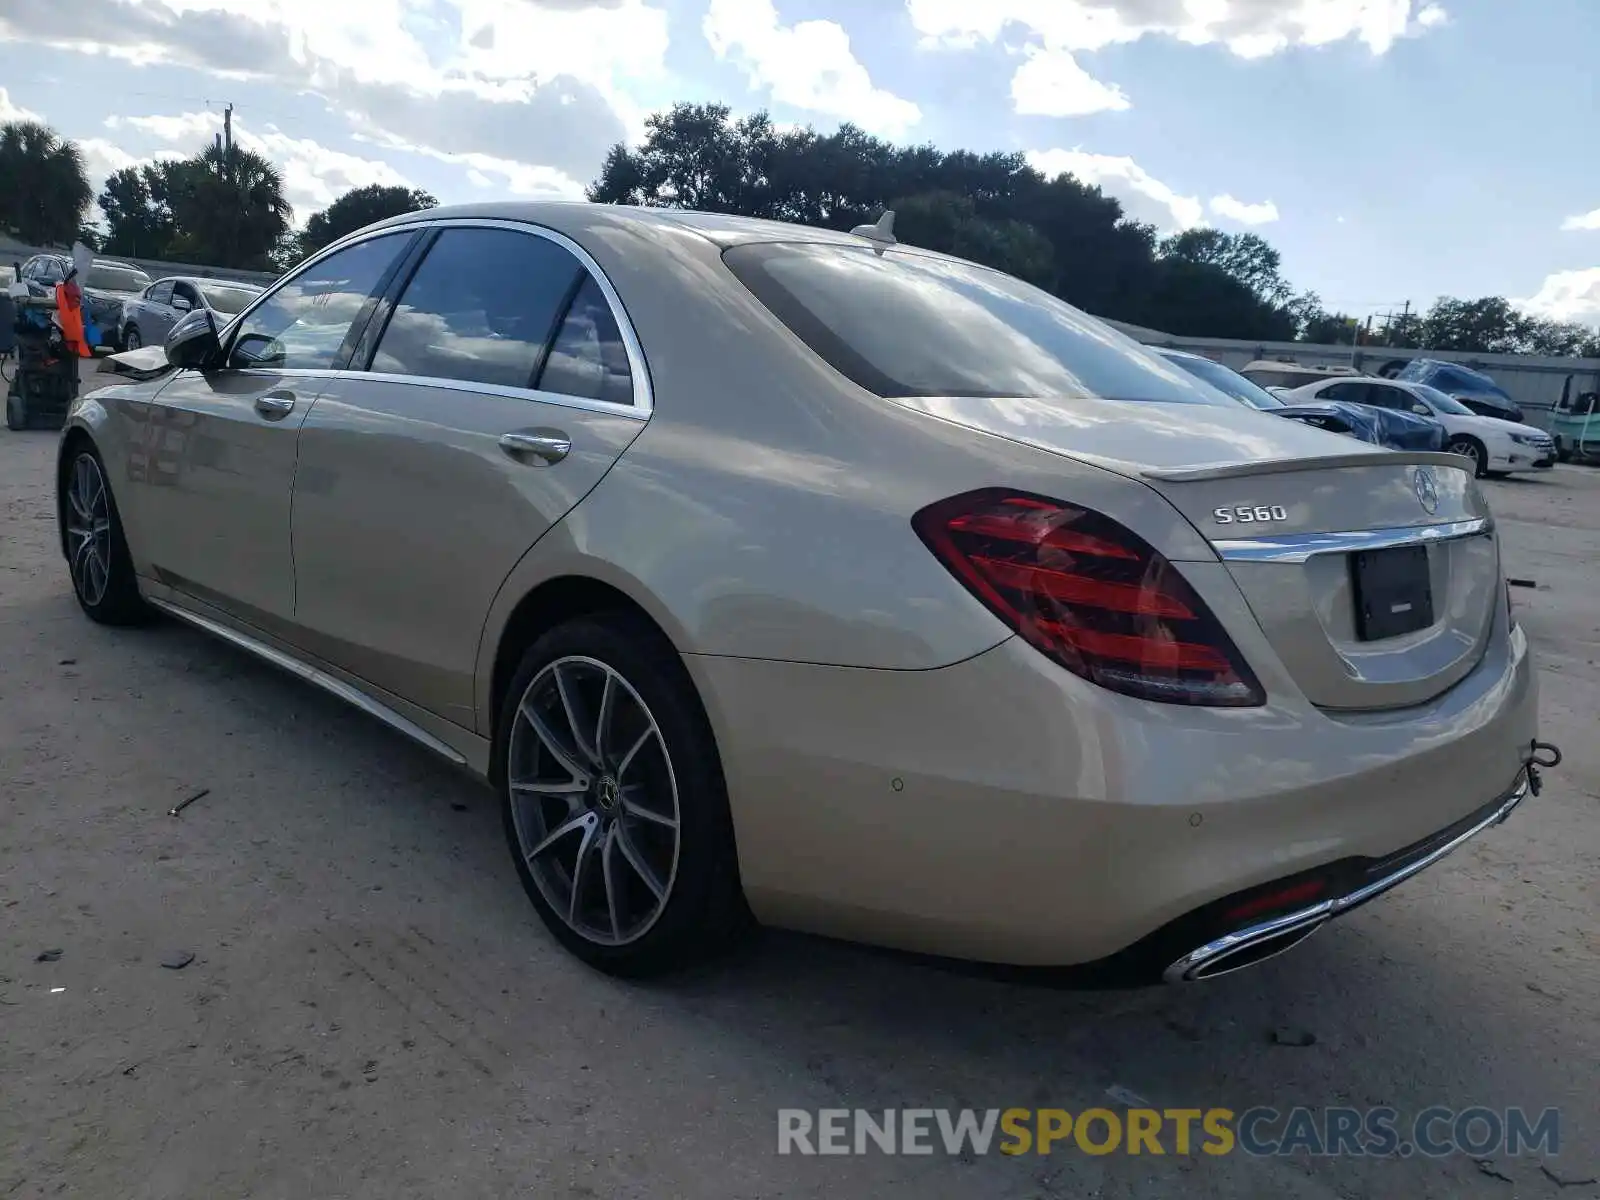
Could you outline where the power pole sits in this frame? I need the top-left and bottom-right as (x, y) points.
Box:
(223, 103), (233, 156)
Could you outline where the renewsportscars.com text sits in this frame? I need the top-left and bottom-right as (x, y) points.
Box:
(776, 1106), (1561, 1158)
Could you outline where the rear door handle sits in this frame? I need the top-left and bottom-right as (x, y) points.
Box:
(254, 392), (296, 420)
(499, 430), (571, 464)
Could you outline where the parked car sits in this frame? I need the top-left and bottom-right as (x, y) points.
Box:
(1158, 348), (1445, 450)
(1239, 359), (1363, 394)
(1391, 358), (1524, 424)
(19, 254), (152, 351)
(59, 204), (1547, 983)
(120, 276), (264, 351)
(1283, 376), (1554, 477)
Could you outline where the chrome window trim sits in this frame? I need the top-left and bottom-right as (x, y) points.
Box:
(1213, 517), (1492, 564)
(220, 217), (653, 419)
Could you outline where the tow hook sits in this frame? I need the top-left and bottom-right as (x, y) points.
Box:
(1526, 739), (1563, 797)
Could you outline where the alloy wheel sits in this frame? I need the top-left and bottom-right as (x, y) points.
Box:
(124, 327), (142, 350)
(506, 655), (681, 946)
(65, 453), (113, 608)
(1447, 439), (1482, 471)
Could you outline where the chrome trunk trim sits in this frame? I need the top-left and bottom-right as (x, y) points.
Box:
(1213, 517), (1492, 564)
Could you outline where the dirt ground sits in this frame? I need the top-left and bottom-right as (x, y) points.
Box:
(2, 413), (1597, 1199)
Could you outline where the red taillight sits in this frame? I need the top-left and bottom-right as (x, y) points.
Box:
(913, 489), (1265, 707)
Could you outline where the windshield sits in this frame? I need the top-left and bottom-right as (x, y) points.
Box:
(1163, 352), (1284, 409)
(723, 242), (1237, 405)
(201, 284), (262, 315)
(86, 265), (152, 293)
(1413, 383), (1474, 415)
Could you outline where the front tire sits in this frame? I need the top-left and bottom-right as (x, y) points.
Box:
(60, 445), (149, 624)
(123, 325), (142, 351)
(495, 614), (746, 976)
(1446, 436), (1488, 478)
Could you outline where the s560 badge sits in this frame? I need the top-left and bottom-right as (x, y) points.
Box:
(1214, 504), (1289, 525)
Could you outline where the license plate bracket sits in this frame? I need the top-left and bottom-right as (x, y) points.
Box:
(1351, 545), (1434, 641)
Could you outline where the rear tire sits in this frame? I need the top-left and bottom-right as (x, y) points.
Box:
(59, 444), (150, 625)
(1446, 436), (1488, 478)
(5, 393), (24, 431)
(495, 613), (747, 976)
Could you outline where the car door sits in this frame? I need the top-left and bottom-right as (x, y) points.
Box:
(131, 280), (174, 343)
(288, 221), (649, 728)
(127, 231), (419, 636)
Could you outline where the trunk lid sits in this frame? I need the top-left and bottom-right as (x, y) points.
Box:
(893, 394), (1500, 710)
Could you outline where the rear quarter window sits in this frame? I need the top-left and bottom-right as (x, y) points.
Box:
(722, 242), (1229, 405)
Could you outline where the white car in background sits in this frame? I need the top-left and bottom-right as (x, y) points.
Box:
(1281, 376), (1555, 478)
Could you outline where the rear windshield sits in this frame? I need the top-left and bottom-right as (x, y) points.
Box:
(722, 242), (1232, 405)
(86, 265), (152, 293)
(1163, 352), (1283, 409)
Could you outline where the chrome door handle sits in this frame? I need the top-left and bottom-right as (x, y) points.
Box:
(499, 430), (571, 464)
(254, 393), (296, 420)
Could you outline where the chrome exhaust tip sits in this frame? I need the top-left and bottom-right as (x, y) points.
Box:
(1164, 912), (1330, 983)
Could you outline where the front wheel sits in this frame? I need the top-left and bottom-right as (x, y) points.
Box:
(123, 325), (142, 351)
(496, 614), (747, 976)
(60, 445), (149, 624)
(1446, 436), (1487, 478)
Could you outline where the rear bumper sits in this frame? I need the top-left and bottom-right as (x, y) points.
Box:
(1160, 771), (1529, 981)
(692, 606), (1537, 969)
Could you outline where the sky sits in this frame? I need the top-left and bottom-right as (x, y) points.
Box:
(2, 0), (1598, 328)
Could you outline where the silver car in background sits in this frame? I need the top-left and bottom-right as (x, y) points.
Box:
(120, 276), (264, 351)
(58, 203), (1550, 984)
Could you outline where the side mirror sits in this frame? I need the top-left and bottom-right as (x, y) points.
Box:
(164, 308), (220, 369)
(171, 295), (193, 312)
(1412, 404), (1431, 416)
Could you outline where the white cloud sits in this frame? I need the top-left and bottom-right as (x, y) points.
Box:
(704, 0), (921, 136)
(1011, 46), (1131, 116)
(0, 0), (660, 206)
(908, 0), (1449, 113)
(1561, 208), (1600, 233)
(1518, 268), (1600, 324)
(0, 86), (43, 123)
(1210, 193), (1280, 225)
(909, 0), (1450, 55)
(1027, 148), (1203, 230)
(356, 132), (587, 201)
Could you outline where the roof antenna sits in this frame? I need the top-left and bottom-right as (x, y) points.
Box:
(849, 210), (897, 256)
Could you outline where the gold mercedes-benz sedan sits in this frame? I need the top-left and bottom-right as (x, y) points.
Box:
(56, 203), (1553, 982)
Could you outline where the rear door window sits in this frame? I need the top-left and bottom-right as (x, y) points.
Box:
(536, 275), (634, 405)
(1320, 382), (1372, 405)
(723, 242), (1229, 405)
(369, 227), (583, 390)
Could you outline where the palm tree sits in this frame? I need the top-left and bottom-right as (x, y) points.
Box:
(0, 121), (93, 247)
(163, 142), (292, 270)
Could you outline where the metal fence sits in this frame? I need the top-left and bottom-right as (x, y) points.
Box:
(1106, 320), (1600, 427)
(0, 238), (278, 287)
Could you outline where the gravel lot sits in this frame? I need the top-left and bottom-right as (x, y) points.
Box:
(2, 414), (1596, 1199)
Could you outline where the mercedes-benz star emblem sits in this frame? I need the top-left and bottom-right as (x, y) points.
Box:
(1413, 467), (1439, 515)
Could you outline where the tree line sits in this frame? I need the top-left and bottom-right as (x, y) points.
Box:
(2, 107), (1595, 357)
